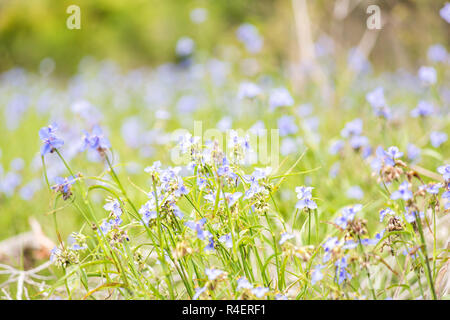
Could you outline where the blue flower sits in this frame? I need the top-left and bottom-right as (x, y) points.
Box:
(335, 255), (352, 285)
(346, 186), (364, 200)
(238, 81), (262, 99)
(81, 125), (111, 152)
(430, 131), (447, 148)
(341, 118), (363, 138)
(407, 144), (421, 162)
(441, 191), (450, 210)
(334, 204), (362, 229)
(437, 164), (450, 181)
(175, 37), (195, 57)
(404, 208), (424, 223)
(440, 3), (450, 23)
(236, 23), (263, 53)
(269, 87), (294, 110)
(295, 186), (317, 210)
(193, 286), (206, 300)
(366, 87), (386, 109)
(237, 277), (253, 290)
(39, 123), (64, 155)
(390, 181), (413, 201)
(279, 232), (294, 245)
(379, 208), (394, 222)
(51, 176), (76, 200)
(277, 115), (298, 136)
(205, 268), (224, 281)
(322, 236), (340, 262)
(428, 44), (448, 62)
(251, 286), (269, 298)
(224, 192), (242, 207)
(411, 100), (434, 118)
(311, 265), (324, 285)
(418, 66), (437, 85)
(219, 233), (233, 249)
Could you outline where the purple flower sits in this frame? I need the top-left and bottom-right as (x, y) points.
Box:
(437, 164), (450, 181)
(238, 81), (262, 99)
(237, 277), (253, 290)
(279, 232), (294, 245)
(322, 236), (340, 262)
(411, 100), (434, 118)
(379, 208), (394, 222)
(440, 3), (450, 23)
(391, 181), (413, 201)
(205, 268), (224, 281)
(224, 192), (242, 207)
(366, 87), (386, 109)
(193, 286), (206, 300)
(428, 44), (447, 63)
(335, 255), (352, 285)
(341, 119), (363, 138)
(269, 87), (294, 110)
(424, 183), (441, 195)
(334, 204), (362, 229)
(81, 125), (111, 152)
(236, 23), (263, 53)
(418, 66), (437, 85)
(175, 37), (195, 56)
(185, 218), (210, 241)
(39, 123), (64, 155)
(329, 140), (345, 155)
(404, 208), (424, 223)
(407, 144), (421, 162)
(251, 286), (269, 298)
(277, 115), (298, 136)
(219, 233), (233, 249)
(430, 131), (447, 148)
(346, 186), (364, 200)
(295, 186), (317, 210)
(311, 265), (324, 285)
(51, 176), (75, 199)
(442, 191), (450, 210)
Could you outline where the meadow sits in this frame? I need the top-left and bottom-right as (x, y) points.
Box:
(0, 1), (448, 300)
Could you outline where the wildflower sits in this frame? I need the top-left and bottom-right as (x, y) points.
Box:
(185, 218), (211, 241)
(205, 268), (224, 281)
(51, 176), (76, 200)
(311, 265), (324, 285)
(238, 81), (262, 99)
(322, 236), (340, 263)
(224, 192), (242, 207)
(269, 87), (294, 110)
(237, 277), (253, 290)
(411, 100), (434, 118)
(190, 8), (207, 24)
(335, 255), (352, 285)
(418, 66), (437, 85)
(441, 191), (450, 210)
(407, 144), (421, 162)
(379, 208), (394, 222)
(219, 233), (233, 249)
(440, 3), (450, 23)
(329, 140), (345, 155)
(335, 204), (362, 229)
(390, 181), (413, 201)
(346, 186), (364, 200)
(366, 87), (386, 109)
(236, 23), (263, 53)
(251, 286), (269, 298)
(295, 186), (317, 210)
(424, 183), (441, 195)
(103, 198), (123, 217)
(275, 294), (288, 300)
(277, 115), (298, 136)
(341, 118), (363, 138)
(384, 146), (403, 166)
(437, 164), (450, 181)
(430, 131), (447, 148)
(427, 44), (447, 62)
(39, 123), (64, 156)
(68, 232), (88, 251)
(81, 125), (111, 153)
(193, 286), (207, 300)
(175, 37), (195, 57)
(279, 232), (294, 245)
(404, 208), (424, 223)
(139, 201), (157, 225)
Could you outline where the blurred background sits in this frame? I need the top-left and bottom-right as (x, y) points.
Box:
(0, 0), (448, 76)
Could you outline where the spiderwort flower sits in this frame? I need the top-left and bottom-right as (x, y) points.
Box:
(411, 100), (434, 118)
(430, 131), (447, 148)
(279, 232), (294, 245)
(238, 81), (262, 99)
(428, 44), (448, 62)
(251, 286), (269, 298)
(269, 87), (294, 110)
(384, 146), (403, 165)
(404, 207), (424, 223)
(334, 204), (362, 229)
(440, 3), (450, 23)
(437, 164), (450, 181)
(205, 268), (224, 281)
(391, 181), (413, 201)
(379, 208), (394, 222)
(39, 123), (64, 156)
(193, 286), (206, 300)
(441, 191), (450, 210)
(418, 66), (437, 85)
(346, 186), (364, 200)
(219, 233), (233, 249)
(407, 144), (421, 162)
(237, 277), (253, 290)
(81, 125), (111, 153)
(311, 265), (324, 285)
(335, 255), (352, 285)
(322, 236), (340, 263)
(366, 87), (386, 109)
(295, 186), (317, 210)
(51, 176), (76, 200)
(341, 119), (363, 138)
